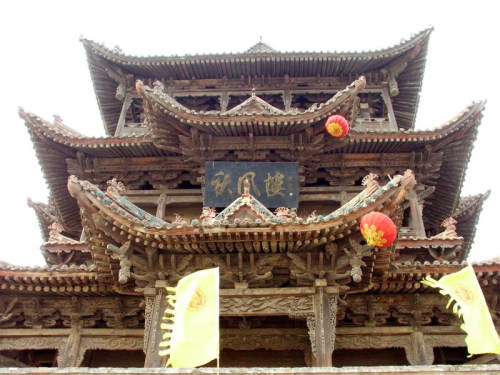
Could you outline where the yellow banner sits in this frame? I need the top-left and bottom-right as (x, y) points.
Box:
(159, 268), (219, 368)
(422, 265), (500, 355)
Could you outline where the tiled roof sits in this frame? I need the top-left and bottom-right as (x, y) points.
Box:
(82, 28), (432, 135)
(19, 101), (485, 240)
(138, 77), (366, 136)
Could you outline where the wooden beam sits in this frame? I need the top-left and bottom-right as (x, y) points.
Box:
(408, 191), (426, 237)
(382, 87), (398, 130)
(144, 284), (168, 368)
(406, 331), (434, 365)
(310, 280), (337, 367)
(465, 354), (500, 364)
(114, 93), (133, 137)
(57, 328), (82, 367)
(156, 192), (167, 219)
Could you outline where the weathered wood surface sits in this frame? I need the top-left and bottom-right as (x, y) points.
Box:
(143, 286), (167, 368)
(309, 280), (337, 366)
(0, 326), (472, 368)
(0, 365), (498, 374)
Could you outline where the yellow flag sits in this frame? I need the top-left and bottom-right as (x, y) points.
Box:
(159, 268), (219, 368)
(422, 265), (500, 355)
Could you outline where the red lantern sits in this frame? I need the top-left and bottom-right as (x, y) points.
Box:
(325, 115), (349, 138)
(360, 212), (397, 247)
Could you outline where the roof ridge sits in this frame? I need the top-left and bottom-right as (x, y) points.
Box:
(245, 38), (278, 54)
(80, 27), (433, 60)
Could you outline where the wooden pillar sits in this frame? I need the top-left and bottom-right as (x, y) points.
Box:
(405, 331), (434, 365)
(219, 91), (229, 113)
(408, 191), (425, 237)
(308, 280), (337, 366)
(283, 89), (292, 111)
(114, 93), (132, 136)
(58, 317), (82, 367)
(144, 282), (168, 367)
(156, 192), (167, 219)
(382, 87), (398, 131)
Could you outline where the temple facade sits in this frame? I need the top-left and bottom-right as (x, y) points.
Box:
(1, 29), (499, 371)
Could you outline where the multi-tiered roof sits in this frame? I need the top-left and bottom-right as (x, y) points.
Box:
(2, 29), (498, 368)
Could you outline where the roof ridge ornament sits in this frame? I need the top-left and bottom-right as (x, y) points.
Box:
(362, 173), (380, 195)
(106, 178), (125, 197)
(53, 114), (63, 125)
(153, 80), (165, 91)
(432, 217), (459, 240)
(48, 222), (78, 244)
(245, 38), (278, 54)
(243, 178), (251, 196)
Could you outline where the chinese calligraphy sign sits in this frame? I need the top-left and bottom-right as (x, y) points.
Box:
(205, 162), (299, 208)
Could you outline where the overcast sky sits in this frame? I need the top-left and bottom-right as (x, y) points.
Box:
(1, 0), (498, 265)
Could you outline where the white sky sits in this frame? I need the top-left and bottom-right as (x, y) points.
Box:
(1, 0), (498, 266)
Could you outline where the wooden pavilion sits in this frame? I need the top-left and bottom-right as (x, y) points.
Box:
(1, 29), (499, 371)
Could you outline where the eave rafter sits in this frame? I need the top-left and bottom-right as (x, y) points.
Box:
(0, 264), (103, 296)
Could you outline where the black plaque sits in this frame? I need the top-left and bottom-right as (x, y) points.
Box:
(204, 162), (299, 208)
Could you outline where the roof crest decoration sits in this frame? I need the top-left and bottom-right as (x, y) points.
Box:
(68, 175), (167, 229)
(47, 222), (79, 244)
(68, 170), (415, 231)
(245, 37), (278, 54)
(431, 217), (461, 240)
(81, 27), (432, 59)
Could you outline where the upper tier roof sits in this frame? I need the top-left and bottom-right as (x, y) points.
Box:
(137, 77), (366, 137)
(82, 28), (432, 135)
(18, 101), (485, 245)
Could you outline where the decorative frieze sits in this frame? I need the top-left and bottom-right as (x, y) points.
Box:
(220, 295), (313, 316)
(0, 336), (66, 351)
(221, 329), (309, 351)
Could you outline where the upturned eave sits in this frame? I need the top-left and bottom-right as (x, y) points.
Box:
(137, 77), (366, 137)
(81, 28), (432, 135)
(453, 191), (491, 260)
